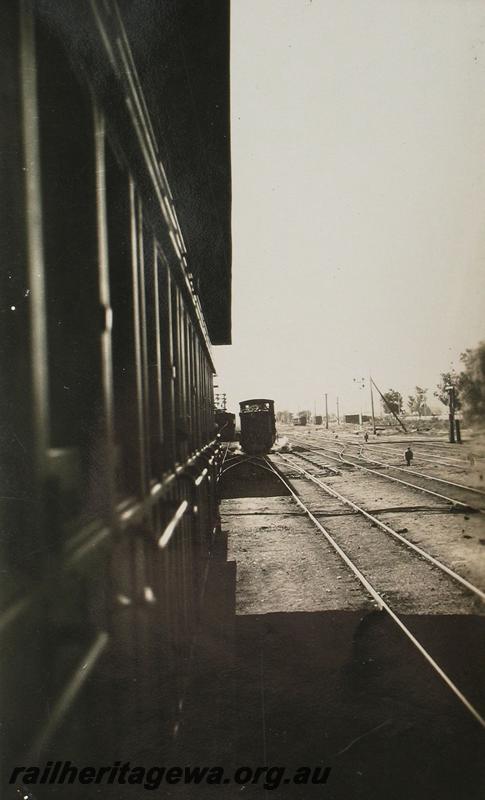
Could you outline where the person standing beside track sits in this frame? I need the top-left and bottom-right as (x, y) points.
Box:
(404, 446), (414, 466)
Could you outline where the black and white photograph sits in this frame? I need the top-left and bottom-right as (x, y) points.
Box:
(1, 1), (485, 798)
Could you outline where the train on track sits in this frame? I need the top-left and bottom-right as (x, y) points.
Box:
(215, 409), (236, 441)
(239, 398), (277, 454)
(1, 0), (231, 787)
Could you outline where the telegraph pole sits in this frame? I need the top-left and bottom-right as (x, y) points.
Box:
(369, 376), (376, 434)
(447, 385), (456, 443)
(325, 393), (329, 429)
(371, 377), (407, 433)
(336, 396), (340, 425)
(456, 417), (462, 443)
(353, 376), (366, 428)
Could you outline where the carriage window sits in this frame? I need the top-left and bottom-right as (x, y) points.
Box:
(143, 227), (163, 480)
(171, 281), (189, 463)
(105, 145), (140, 498)
(159, 259), (175, 470)
(188, 323), (199, 450)
(181, 304), (191, 450)
(37, 21), (102, 521)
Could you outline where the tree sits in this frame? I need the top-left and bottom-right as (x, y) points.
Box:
(407, 387), (431, 419)
(459, 341), (485, 421)
(435, 370), (462, 410)
(381, 389), (403, 416)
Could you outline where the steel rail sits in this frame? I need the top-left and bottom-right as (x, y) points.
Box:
(357, 448), (485, 498)
(319, 435), (485, 495)
(279, 453), (485, 603)
(292, 440), (480, 512)
(220, 455), (254, 476)
(294, 430), (480, 484)
(327, 435), (469, 468)
(263, 457), (485, 730)
(361, 443), (468, 469)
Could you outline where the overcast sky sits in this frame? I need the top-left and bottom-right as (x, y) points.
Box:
(214, 0), (485, 417)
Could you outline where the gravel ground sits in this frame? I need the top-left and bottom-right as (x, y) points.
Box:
(224, 496), (373, 615)
(275, 428), (485, 602)
(269, 461), (483, 615)
(287, 424), (485, 490)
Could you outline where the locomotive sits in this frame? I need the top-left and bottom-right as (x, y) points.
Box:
(239, 399), (276, 454)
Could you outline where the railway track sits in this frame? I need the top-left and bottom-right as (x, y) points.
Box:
(287, 433), (485, 512)
(326, 436), (484, 480)
(293, 427), (484, 472)
(277, 452), (485, 602)
(343, 439), (469, 469)
(261, 454), (485, 731)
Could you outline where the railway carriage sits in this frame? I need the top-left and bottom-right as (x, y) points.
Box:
(239, 398), (277, 454)
(1, 0), (230, 786)
(215, 409), (236, 441)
